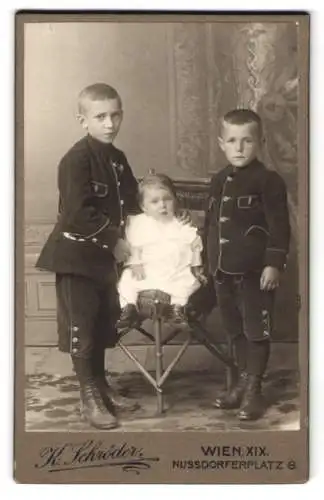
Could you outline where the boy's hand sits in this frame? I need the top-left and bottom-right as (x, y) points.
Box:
(191, 265), (208, 286)
(113, 238), (131, 263)
(260, 266), (280, 291)
(177, 209), (192, 225)
(131, 264), (145, 281)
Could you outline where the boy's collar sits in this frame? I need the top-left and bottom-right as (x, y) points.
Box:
(87, 134), (115, 151)
(228, 157), (262, 173)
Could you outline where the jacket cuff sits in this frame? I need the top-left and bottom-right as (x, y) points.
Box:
(264, 248), (287, 270)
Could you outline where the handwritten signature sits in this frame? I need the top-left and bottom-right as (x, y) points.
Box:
(35, 440), (160, 475)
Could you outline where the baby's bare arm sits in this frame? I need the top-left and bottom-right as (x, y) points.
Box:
(129, 247), (145, 280)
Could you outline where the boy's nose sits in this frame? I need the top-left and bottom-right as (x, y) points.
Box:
(236, 141), (244, 152)
(104, 116), (113, 128)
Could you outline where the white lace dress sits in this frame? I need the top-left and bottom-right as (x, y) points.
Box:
(118, 213), (202, 306)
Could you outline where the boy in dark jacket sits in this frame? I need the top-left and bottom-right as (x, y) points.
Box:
(36, 83), (140, 429)
(204, 109), (290, 421)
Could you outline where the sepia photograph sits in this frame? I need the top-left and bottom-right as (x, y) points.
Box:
(15, 11), (309, 483)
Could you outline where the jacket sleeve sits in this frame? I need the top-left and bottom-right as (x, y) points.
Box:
(58, 150), (119, 250)
(119, 152), (141, 216)
(262, 170), (291, 270)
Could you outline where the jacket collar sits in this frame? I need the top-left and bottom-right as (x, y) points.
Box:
(228, 157), (263, 175)
(86, 134), (116, 154)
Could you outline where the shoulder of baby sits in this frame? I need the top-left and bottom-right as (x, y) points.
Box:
(126, 213), (148, 228)
(126, 213), (145, 237)
(126, 213), (157, 242)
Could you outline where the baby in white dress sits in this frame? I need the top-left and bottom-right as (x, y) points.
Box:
(117, 174), (206, 326)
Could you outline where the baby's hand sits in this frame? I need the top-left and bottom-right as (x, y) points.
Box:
(176, 209), (193, 225)
(191, 265), (208, 286)
(131, 264), (146, 281)
(113, 238), (131, 263)
(260, 266), (280, 291)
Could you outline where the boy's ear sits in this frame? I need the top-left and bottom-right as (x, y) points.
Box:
(77, 113), (88, 130)
(218, 136), (225, 152)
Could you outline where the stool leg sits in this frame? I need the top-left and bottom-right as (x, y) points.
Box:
(154, 317), (164, 414)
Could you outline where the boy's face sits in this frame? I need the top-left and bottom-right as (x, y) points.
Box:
(142, 186), (175, 222)
(218, 121), (262, 167)
(78, 97), (123, 144)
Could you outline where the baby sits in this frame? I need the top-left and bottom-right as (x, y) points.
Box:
(118, 173), (206, 326)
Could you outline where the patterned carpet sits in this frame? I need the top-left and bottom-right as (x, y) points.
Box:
(25, 369), (300, 432)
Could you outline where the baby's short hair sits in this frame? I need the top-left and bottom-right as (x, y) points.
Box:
(138, 173), (178, 206)
(221, 108), (263, 137)
(78, 83), (122, 114)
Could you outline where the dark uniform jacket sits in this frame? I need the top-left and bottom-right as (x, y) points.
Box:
(204, 158), (291, 276)
(36, 135), (139, 284)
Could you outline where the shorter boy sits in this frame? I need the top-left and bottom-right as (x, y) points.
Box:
(204, 109), (290, 421)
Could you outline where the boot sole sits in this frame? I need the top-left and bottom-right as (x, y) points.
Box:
(238, 412), (264, 421)
(213, 402), (242, 410)
(113, 402), (140, 412)
(80, 412), (119, 430)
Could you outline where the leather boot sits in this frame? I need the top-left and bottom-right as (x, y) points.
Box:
(72, 356), (118, 429)
(172, 304), (188, 325)
(238, 374), (265, 421)
(95, 375), (140, 413)
(80, 380), (119, 429)
(117, 304), (139, 329)
(213, 371), (248, 409)
(91, 347), (139, 413)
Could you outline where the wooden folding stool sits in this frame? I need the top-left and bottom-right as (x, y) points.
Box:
(117, 288), (237, 414)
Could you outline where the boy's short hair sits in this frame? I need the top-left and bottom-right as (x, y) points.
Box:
(221, 109), (263, 137)
(78, 83), (122, 114)
(138, 173), (178, 206)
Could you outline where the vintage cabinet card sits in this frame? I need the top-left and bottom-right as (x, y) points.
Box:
(15, 11), (309, 484)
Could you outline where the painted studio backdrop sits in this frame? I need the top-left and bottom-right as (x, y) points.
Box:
(25, 22), (299, 366)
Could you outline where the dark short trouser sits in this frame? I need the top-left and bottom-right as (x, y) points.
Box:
(56, 274), (121, 358)
(214, 271), (275, 342)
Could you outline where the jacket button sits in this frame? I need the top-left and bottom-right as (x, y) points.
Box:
(120, 200), (124, 206)
(103, 244), (108, 249)
(220, 217), (229, 222)
(220, 238), (229, 244)
(72, 348), (78, 354)
(223, 196), (231, 202)
(92, 238), (98, 243)
(120, 220), (125, 226)
(72, 337), (78, 343)
(72, 326), (79, 332)
(226, 176), (234, 182)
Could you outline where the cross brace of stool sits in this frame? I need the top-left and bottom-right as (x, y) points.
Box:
(117, 292), (237, 414)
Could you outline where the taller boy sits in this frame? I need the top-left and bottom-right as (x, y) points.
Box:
(205, 109), (291, 421)
(36, 83), (139, 429)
